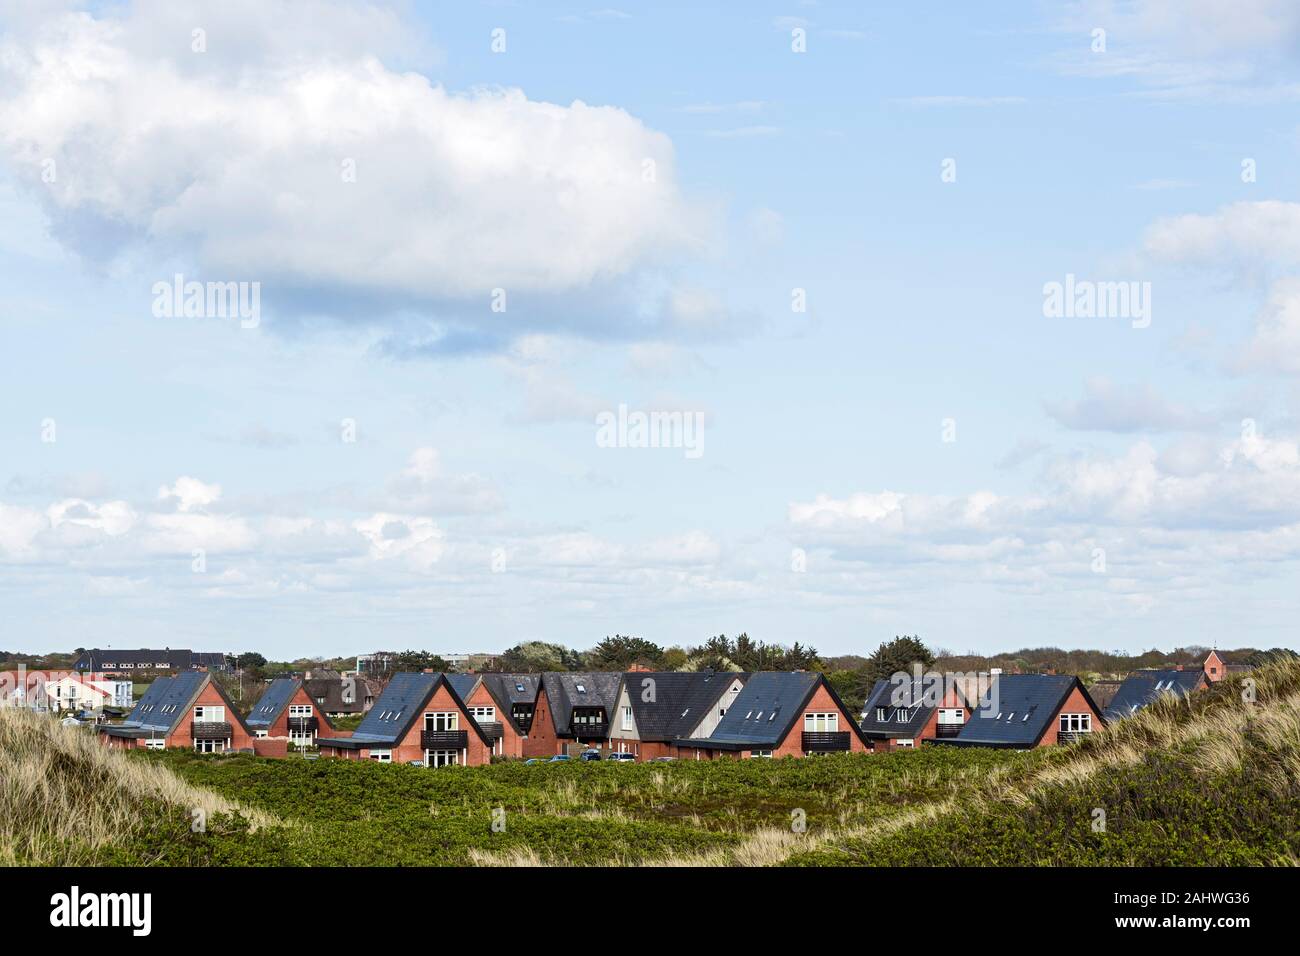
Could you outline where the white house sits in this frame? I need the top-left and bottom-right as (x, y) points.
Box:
(45, 675), (133, 712)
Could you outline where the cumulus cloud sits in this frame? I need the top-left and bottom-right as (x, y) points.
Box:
(0, 0), (712, 348)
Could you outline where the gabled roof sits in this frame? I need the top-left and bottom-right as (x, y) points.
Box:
(1103, 669), (1204, 722)
(858, 675), (980, 739)
(616, 671), (745, 742)
(943, 674), (1103, 748)
(540, 672), (622, 736)
(316, 672), (490, 750)
(478, 673), (541, 734)
(101, 672), (252, 741)
(674, 672), (870, 751)
(246, 678), (302, 729)
(445, 673), (480, 701)
(74, 649), (228, 671)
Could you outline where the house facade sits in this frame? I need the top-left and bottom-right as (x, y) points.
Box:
(859, 675), (975, 751)
(99, 672), (254, 753)
(532, 672), (622, 756)
(446, 673), (539, 759)
(671, 671), (870, 760)
(315, 672), (493, 766)
(940, 674), (1105, 749)
(606, 670), (747, 760)
(246, 678), (337, 747)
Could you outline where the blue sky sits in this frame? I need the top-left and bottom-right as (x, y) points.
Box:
(3, 0), (1300, 659)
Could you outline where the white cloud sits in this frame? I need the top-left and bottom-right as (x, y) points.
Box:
(0, 2), (704, 331)
(157, 477), (221, 512)
(1144, 201), (1300, 272)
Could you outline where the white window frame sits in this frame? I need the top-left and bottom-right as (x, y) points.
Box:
(622, 705), (633, 730)
(369, 750), (392, 763)
(469, 706), (496, 722)
(803, 712), (839, 733)
(144, 739), (166, 750)
(1059, 713), (1092, 734)
(424, 711), (458, 731)
(193, 705), (225, 723)
(425, 749), (460, 768)
(937, 708), (964, 724)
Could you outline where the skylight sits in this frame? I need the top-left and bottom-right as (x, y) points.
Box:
(576, 683), (586, 694)
(515, 682), (525, 692)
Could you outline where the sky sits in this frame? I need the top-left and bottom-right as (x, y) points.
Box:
(3, 0), (1300, 660)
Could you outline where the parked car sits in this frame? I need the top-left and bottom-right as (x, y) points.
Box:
(579, 749), (602, 761)
(607, 752), (636, 762)
(649, 756), (676, 762)
(547, 754), (570, 762)
(524, 758), (541, 764)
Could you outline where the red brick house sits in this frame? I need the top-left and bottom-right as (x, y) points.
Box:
(939, 674), (1105, 749)
(858, 674), (978, 751)
(605, 670), (748, 760)
(529, 672), (622, 757)
(671, 671), (870, 760)
(315, 672), (494, 766)
(99, 671), (254, 753)
(246, 677), (337, 747)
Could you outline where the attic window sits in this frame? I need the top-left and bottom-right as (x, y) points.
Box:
(515, 682), (525, 692)
(876, 707), (887, 722)
(755, 711), (763, 721)
(1007, 712), (1015, 721)
(1022, 713), (1030, 722)
(680, 708), (690, 718)
(768, 712), (777, 721)
(745, 711), (753, 719)
(576, 683), (586, 694)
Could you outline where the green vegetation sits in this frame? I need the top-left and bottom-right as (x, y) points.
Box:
(5, 657), (1297, 867)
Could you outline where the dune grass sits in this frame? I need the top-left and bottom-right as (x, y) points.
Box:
(0, 708), (284, 865)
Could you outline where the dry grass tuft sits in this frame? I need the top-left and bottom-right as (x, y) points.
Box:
(0, 708), (283, 865)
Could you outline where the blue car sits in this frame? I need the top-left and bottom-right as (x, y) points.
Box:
(579, 749), (602, 761)
(547, 754), (570, 762)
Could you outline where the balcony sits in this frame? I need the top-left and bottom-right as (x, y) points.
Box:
(287, 716), (319, 734)
(572, 722), (607, 740)
(934, 724), (963, 739)
(802, 731), (851, 752)
(420, 729), (468, 750)
(475, 721), (504, 740)
(192, 721), (232, 741)
(1057, 730), (1091, 745)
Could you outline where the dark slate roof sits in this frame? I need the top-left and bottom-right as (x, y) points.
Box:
(619, 671), (744, 742)
(246, 678), (300, 729)
(445, 674), (480, 701)
(316, 672), (488, 750)
(858, 675), (980, 739)
(74, 649), (228, 671)
(858, 678), (933, 739)
(1104, 669), (1204, 722)
(478, 673), (541, 734)
(675, 672), (869, 751)
(111, 672), (207, 733)
(944, 674), (1101, 748)
(540, 672), (622, 736)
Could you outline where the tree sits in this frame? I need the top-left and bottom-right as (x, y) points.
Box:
(236, 652), (266, 669)
(864, 635), (935, 684)
(584, 635), (665, 670)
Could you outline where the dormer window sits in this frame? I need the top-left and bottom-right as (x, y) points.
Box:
(575, 683), (586, 694)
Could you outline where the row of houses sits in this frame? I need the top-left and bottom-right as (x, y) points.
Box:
(94, 651), (1240, 765)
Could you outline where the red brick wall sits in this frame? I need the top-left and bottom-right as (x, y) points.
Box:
(165, 680), (254, 752)
(386, 684), (492, 766)
(463, 682), (523, 758)
(263, 685), (333, 740)
(1040, 685), (1102, 746)
(522, 686), (559, 758)
(253, 738), (287, 758)
(770, 684), (868, 757)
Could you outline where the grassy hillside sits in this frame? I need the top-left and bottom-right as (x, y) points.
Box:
(3, 657), (1296, 866)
